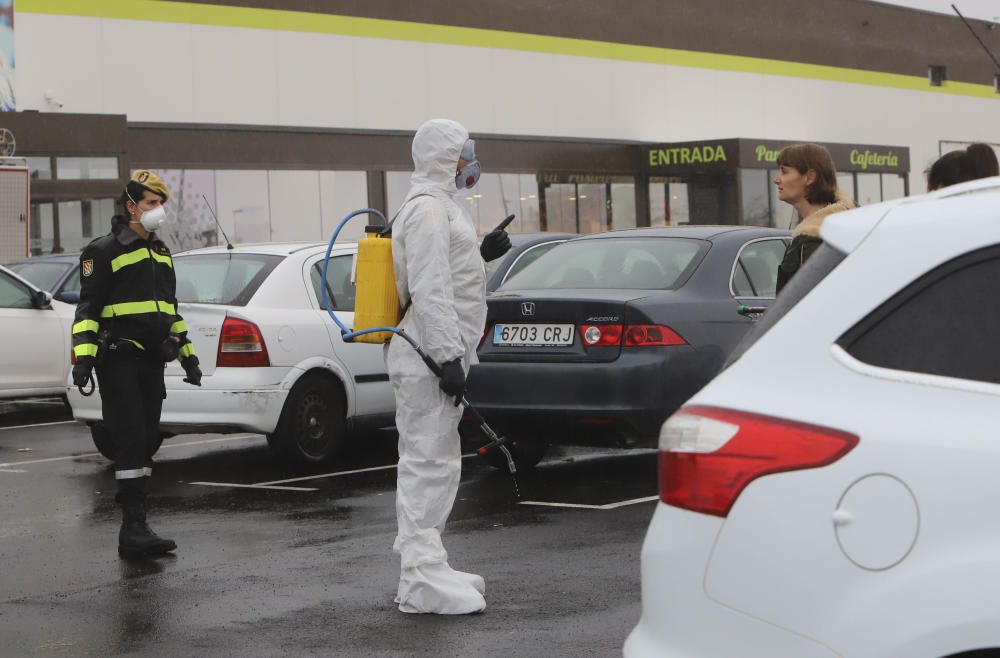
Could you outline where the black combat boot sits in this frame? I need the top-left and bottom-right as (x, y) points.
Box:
(118, 499), (177, 557)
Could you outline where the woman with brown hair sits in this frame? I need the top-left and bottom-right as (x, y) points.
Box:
(773, 143), (855, 292)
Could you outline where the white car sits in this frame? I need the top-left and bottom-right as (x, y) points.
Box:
(67, 242), (395, 470)
(0, 264), (74, 400)
(625, 177), (1000, 657)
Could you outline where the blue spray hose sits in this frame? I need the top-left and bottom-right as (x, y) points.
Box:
(321, 209), (514, 467)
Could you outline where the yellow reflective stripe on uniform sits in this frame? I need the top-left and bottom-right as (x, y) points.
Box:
(179, 343), (197, 358)
(110, 249), (149, 272)
(72, 319), (100, 334)
(110, 249), (173, 272)
(170, 320), (187, 334)
(100, 301), (176, 317)
(151, 251), (173, 267)
(74, 343), (98, 357)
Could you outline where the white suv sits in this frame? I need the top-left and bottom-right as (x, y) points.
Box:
(67, 242), (394, 470)
(625, 178), (1000, 657)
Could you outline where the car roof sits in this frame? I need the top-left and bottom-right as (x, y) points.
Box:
(5, 253), (81, 266)
(0, 264), (43, 292)
(509, 232), (577, 246)
(574, 226), (789, 240)
(175, 242), (354, 257)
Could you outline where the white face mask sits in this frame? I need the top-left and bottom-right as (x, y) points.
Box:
(130, 205), (167, 232)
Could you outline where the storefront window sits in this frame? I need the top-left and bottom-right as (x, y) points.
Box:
(669, 182), (690, 225)
(29, 202), (54, 255)
(836, 172), (856, 205)
(740, 169), (770, 227)
(55, 157), (119, 180)
(215, 170), (270, 245)
(387, 171), (539, 235)
(544, 183), (577, 233)
(577, 184), (608, 234)
(856, 173), (881, 207)
(611, 183), (636, 230)
(881, 174), (906, 201)
(49, 198), (114, 254)
(27, 156), (52, 180)
(320, 170), (369, 241)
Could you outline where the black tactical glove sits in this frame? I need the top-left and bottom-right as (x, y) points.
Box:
(72, 359), (94, 389)
(438, 358), (465, 406)
(182, 355), (202, 387)
(480, 229), (512, 262)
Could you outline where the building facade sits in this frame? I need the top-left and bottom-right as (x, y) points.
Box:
(3, 0), (999, 255)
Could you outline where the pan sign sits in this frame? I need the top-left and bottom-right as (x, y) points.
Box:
(0, 127), (13, 156)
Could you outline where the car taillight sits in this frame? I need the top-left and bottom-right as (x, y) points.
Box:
(70, 351), (77, 365)
(579, 323), (686, 347)
(624, 324), (686, 346)
(659, 405), (858, 517)
(580, 324), (622, 346)
(217, 317), (270, 367)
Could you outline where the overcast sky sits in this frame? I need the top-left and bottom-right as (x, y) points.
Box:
(873, 0), (1000, 22)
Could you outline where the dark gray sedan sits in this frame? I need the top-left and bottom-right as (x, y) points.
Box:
(467, 226), (790, 467)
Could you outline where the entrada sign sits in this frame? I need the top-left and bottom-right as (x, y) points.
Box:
(648, 144), (728, 167)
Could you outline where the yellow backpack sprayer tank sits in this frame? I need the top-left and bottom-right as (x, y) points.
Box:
(351, 227), (400, 344)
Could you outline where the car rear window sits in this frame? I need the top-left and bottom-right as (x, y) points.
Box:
(501, 237), (708, 290)
(837, 245), (1000, 386)
(174, 253), (283, 306)
(7, 261), (73, 292)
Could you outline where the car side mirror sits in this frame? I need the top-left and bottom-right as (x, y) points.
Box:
(55, 290), (80, 304)
(31, 290), (53, 309)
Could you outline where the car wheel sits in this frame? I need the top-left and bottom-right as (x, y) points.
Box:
(272, 373), (347, 472)
(89, 424), (164, 460)
(479, 435), (549, 471)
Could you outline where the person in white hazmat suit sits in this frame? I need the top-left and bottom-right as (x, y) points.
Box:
(386, 119), (512, 615)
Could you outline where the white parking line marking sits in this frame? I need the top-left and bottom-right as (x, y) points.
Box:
(0, 434), (260, 467)
(0, 420), (78, 432)
(161, 434), (260, 450)
(519, 495), (659, 510)
(257, 453), (477, 486)
(0, 468), (28, 473)
(189, 481), (318, 492)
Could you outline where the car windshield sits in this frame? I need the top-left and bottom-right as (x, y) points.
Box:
(500, 237), (708, 291)
(174, 253), (283, 306)
(7, 261), (73, 292)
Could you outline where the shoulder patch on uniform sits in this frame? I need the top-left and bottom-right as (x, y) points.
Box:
(155, 243), (171, 255)
(82, 259), (94, 277)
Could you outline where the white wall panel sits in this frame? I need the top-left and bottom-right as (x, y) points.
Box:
(191, 24), (279, 125)
(424, 43), (496, 134)
(99, 19), (196, 122)
(274, 31), (358, 128)
(352, 37), (429, 130)
(319, 171), (368, 242)
(268, 170), (322, 241)
(16, 14), (103, 113)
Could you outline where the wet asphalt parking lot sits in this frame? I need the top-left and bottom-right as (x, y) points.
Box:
(0, 399), (656, 657)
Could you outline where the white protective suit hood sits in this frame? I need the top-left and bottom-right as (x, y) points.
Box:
(384, 119), (488, 615)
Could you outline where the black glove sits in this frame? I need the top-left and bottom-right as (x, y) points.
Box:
(72, 359), (94, 388)
(182, 355), (202, 387)
(438, 358), (465, 406)
(480, 229), (512, 262)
